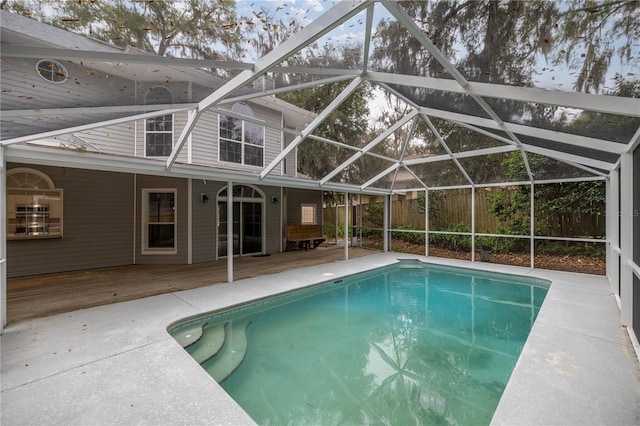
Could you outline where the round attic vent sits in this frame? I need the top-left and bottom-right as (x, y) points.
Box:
(36, 59), (68, 83)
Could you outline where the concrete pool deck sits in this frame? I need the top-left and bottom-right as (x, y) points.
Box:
(1, 252), (639, 425)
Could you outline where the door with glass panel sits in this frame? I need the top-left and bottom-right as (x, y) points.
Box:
(217, 185), (263, 257)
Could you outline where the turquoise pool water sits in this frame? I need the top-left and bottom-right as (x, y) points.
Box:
(170, 261), (549, 425)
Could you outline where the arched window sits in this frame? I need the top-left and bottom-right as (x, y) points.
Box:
(219, 103), (265, 167)
(144, 86), (174, 157)
(6, 168), (63, 238)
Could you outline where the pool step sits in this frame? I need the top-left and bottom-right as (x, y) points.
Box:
(173, 322), (208, 349)
(202, 320), (252, 383)
(187, 322), (227, 364)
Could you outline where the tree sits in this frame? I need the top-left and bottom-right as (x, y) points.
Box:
(3, 0), (246, 69)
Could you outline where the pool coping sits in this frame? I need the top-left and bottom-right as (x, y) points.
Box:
(1, 252), (639, 425)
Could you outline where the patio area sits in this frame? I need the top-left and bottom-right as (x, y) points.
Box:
(6, 244), (374, 324)
(1, 252), (639, 425)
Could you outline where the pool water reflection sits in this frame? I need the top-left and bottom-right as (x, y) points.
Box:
(170, 261), (549, 425)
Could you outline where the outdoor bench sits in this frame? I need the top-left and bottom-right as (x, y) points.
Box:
(286, 225), (325, 250)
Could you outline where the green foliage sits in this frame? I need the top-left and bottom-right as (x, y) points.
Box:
(417, 190), (445, 218)
(429, 224), (472, 252)
(392, 226), (426, 245)
(278, 77), (372, 180)
(476, 233), (529, 255)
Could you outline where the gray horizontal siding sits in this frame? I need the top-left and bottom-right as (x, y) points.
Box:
(7, 164), (135, 278)
(1, 58), (135, 111)
(191, 110), (219, 166)
(286, 188), (323, 226)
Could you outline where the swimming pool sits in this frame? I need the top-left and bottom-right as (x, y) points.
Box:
(169, 260), (549, 425)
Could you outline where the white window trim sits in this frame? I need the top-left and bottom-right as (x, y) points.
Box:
(36, 59), (68, 84)
(6, 168), (64, 239)
(141, 188), (177, 255)
(217, 109), (266, 168)
(144, 114), (175, 158)
(301, 203), (317, 225)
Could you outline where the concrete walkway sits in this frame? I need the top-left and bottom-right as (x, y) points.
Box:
(1, 253), (639, 425)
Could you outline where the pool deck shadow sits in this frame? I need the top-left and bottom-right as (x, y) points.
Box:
(1, 253), (639, 425)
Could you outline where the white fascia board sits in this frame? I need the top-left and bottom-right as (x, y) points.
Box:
(5, 144), (391, 196)
(2, 103), (196, 119)
(261, 77), (363, 179)
(1, 107), (189, 146)
(419, 106), (625, 155)
(521, 144), (615, 171)
(320, 109), (418, 184)
(1, 45), (253, 70)
(366, 71), (640, 117)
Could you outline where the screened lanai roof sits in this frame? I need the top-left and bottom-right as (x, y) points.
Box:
(1, 0), (639, 194)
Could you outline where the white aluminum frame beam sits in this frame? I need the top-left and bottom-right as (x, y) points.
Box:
(261, 77), (364, 179)
(421, 114), (475, 186)
(321, 109), (419, 184)
(1, 103), (196, 120)
(627, 126), (640, 153)
(419, 106), (624, 156)
(218, 75), (357, 104)
(361, 163), (400, 190)
(365, 71), (640, 117)
(1, 107), (189, 146)
(167, 0), (373, 170)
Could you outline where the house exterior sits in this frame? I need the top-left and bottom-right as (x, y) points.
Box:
(1, 11), (323, 278)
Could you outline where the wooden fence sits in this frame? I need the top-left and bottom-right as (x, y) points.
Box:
(324, 187), (605, 238)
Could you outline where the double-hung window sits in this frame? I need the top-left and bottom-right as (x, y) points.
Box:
(219, 103), (264, 167)
(142, 189), (176, 254)
(145, 86), (174, 157)
(145, 115), (173, 157)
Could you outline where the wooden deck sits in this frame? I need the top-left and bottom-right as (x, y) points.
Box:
(7, 245), (376, 324)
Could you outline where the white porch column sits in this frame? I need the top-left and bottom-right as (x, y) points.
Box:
(1, 146), (6, 330)
(530, 183), (535, 269)
(344, 192), (349, 260)
(620, 153), (633, 327)
(425, 189), (429, 257)
(607, 168), (620, 296)
(383, 195), (390, 252)
(471, 187), (476, 262)
(227, 181), (234, 283)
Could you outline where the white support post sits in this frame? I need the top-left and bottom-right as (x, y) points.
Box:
(607, 170), (620, 295)
(383, 195), (390, 252)
(471, 187), (476, 262)
(0, 146), (6, 331)
(620, 153), (633, 327)
(425, 189), (429, 257)
(344, 192), (349, 260)
(530, 183), (535, 269)
(227, 181), (234, 283)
